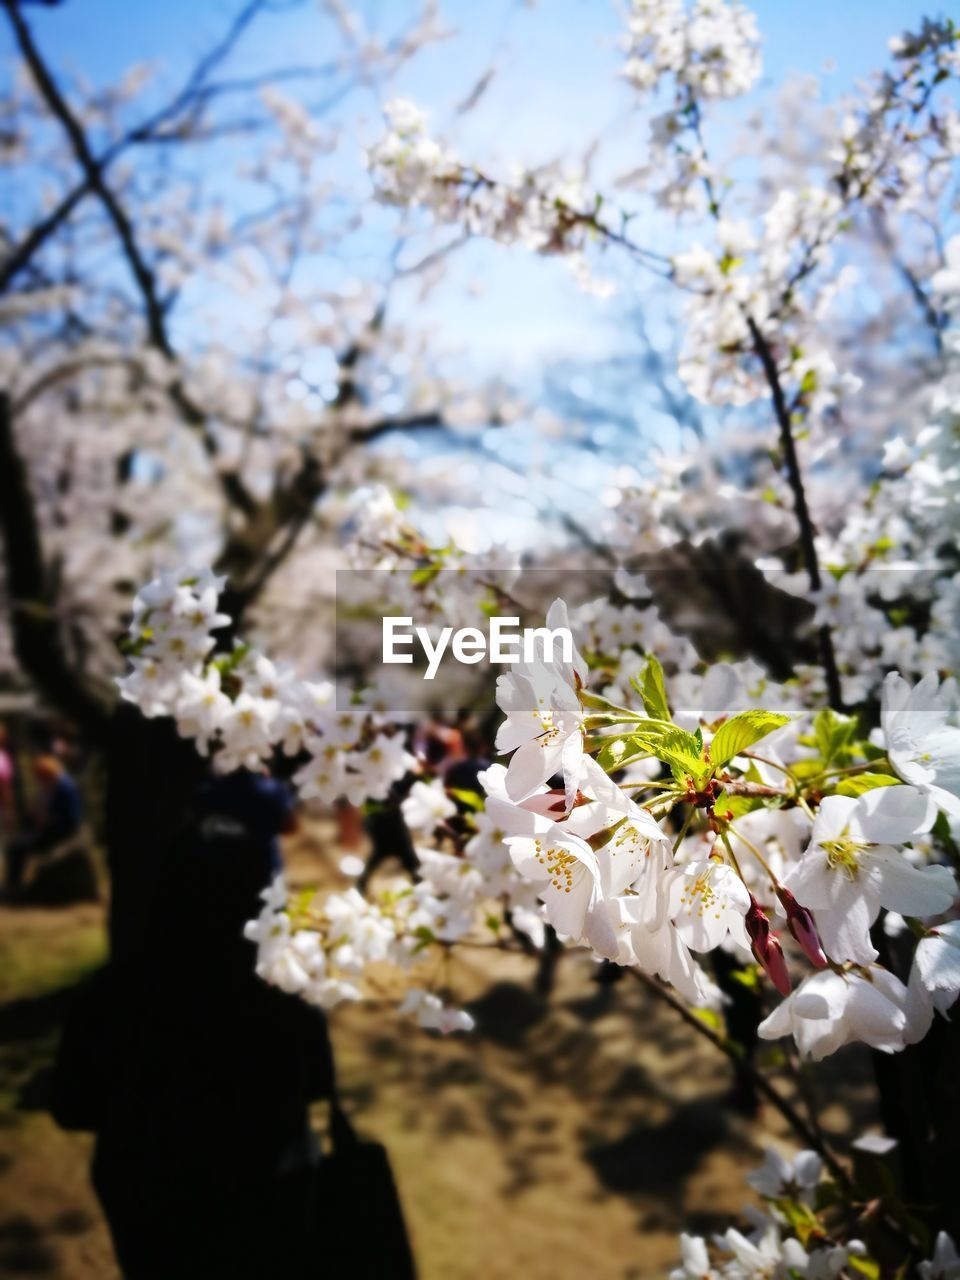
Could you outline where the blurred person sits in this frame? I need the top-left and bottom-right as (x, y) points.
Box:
(442, 716), (491, 798)
(358, 785), (419, 891)
(197, 764), (298, 877)
(335, 797), (365, 852)
(104, 707), (209, 958)
(358, 727), (420, 891)
(2, 752), (82, 896)
(52, 767), (334, 1280)
(0, 724), (14, 823)
(412, 709), (465, 774)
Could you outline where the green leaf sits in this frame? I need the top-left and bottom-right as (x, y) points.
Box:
(833, 772), (900, 796)
(631, 654), (671, 722)
(727, 965), (761, 991)
(771, 1198), (824, 1248)
(410, 564), (441, 586)
(791, 757), (827, 780)
(212, 642), (250, 677)
(799, 368), (818, 396)
(692, 1007), (723, 1032)
(813, 707), (858, 766)
(412, 924), (436, 953)
(934, 808), (960, 855)
(596, 737), (626, 770)
(448, 788), (484, 811)
(292, 888), (316, 917)
(118, 633), (150, 657)
(595, 734), (656, 774)
(655, 727), (710, 787)
(710, 710), (792, 769)
(848, 1255), (880, 1280)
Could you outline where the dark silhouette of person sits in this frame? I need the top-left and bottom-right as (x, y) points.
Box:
(358, 726), (420, 892)
(103, 707), (209, 960)
(358, 775), (419, 891)
(443, 721), (491, 800)
(4, 752), (83, 894)
(52, 766), (334, 1280)
(197, 766), (298, 876)
(0, 723), (14, 823)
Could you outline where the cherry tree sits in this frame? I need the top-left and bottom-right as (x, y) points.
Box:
(0, 0), (564, 725)
(6, 0), (960, 1274)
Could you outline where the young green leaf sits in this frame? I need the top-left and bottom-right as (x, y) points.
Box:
(654, 727), (710, 787)
(447, 788), (484, 811)
(710, 709), (792, 769)
(833, 772), (900, 797)
(813, 706), (858, 765)
(596, 734), (657, 774)
(631, 654), (671, 722)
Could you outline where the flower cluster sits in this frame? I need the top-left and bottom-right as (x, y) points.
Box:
(833, 19), (960, 212)
(364, 7), (959, 720)
(671, 193), (859, 411)
(241, 815), (545, 1029)
(345, 483), (521, 632)
(670, 1145), (859, 1280)
(117, 567), (414, 803)
(243, 873), (479, 1029)
(122, 561), (960, 1061)
(671, 1143), (960, 1279)
(487, 606), (959, 1056)
(621, 0), (762, 103)
(367, 101), (614, 292)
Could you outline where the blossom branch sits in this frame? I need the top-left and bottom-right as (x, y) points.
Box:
(631, 967), (854, 1188)
(746, 316), (843, 710)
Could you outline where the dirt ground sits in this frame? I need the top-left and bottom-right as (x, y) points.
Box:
(0, 823), (880, 1280)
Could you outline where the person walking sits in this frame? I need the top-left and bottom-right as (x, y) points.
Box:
(52, 772), (334, 1280)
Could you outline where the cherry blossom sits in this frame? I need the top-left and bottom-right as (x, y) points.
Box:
(877, 673), (960, 818)
(757, 967), (916, 1060)
(781, 787), (954, 964)
(920, 1233), (960, 1280)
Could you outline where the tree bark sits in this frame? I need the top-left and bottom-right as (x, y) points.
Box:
(0, 391), (112, 739)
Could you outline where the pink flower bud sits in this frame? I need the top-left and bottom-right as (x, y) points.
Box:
(776, 886), (828, 968)
(746, 896), (792, 996)
(761, 932), (792, 998)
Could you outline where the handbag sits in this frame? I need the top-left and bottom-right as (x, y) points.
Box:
(312, 1084), (418, 1279)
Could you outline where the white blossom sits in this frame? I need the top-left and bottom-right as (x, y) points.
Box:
(782, 787), (954, 964)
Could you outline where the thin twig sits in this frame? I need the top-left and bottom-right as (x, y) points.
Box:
(746, 316), (843, 710)
(629, 967), (854, 1189)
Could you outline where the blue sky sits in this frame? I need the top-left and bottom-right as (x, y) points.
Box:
(11, 0), (936, 104)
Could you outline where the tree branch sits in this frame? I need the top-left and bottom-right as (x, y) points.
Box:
(747, 317), (843, 710)
(4, 0), (174, 358)
(3, 0), (260, 517)
(630, 968), (853, 1188)
(0, 180), (87, 294)
(348, 410), (445, 444)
